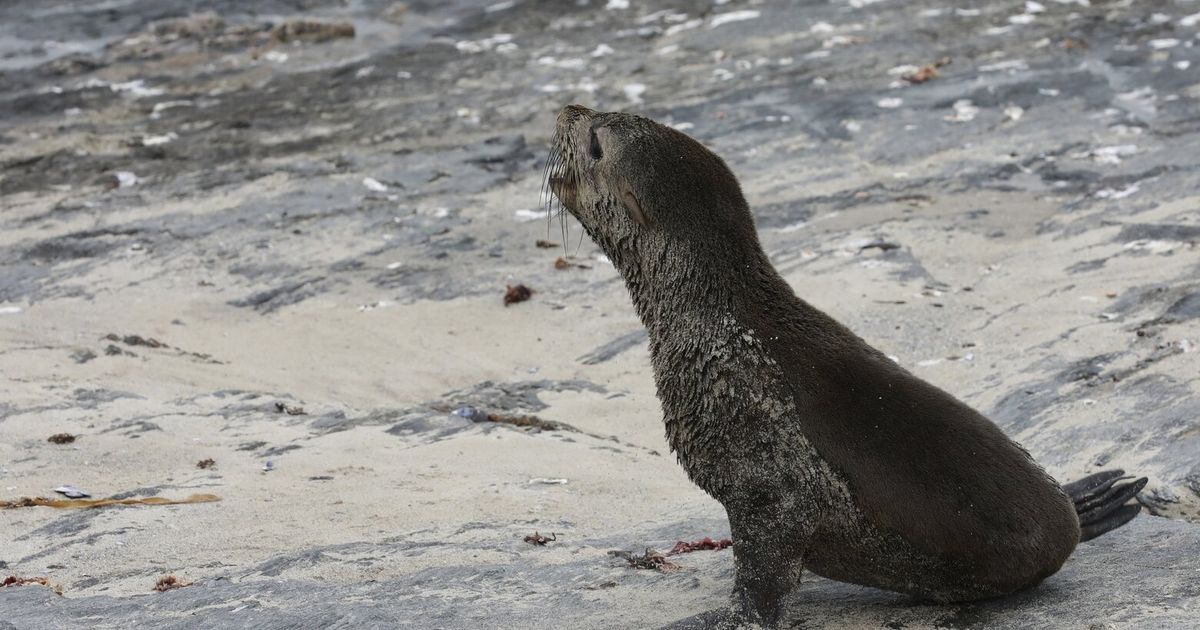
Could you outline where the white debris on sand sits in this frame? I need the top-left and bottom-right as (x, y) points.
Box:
(710, 10), (761, 29)
(978, 59), (1029, 73)
(1095, 183), (1141, 199)
(513, 209), (544, 222)
(528, 477), (569, 485)
(945, 99), (979, 122)
(114, 171), (139, 188)
(665, 19), (702, 36)
(455, 34), (515, 54)
(150, 100), (193, 119)
(142, 133), (178, 146)
(109, 80), (166, 97)
(537, 56), (586, 70)
(1072, 145), (1139, 165)
(1122, 239), (1175, 254)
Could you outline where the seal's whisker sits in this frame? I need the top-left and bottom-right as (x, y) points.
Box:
(560, 189), (568, 256)
(551, 150), (566, 240)
(563, 158), (581, 255)
(543, 145), (559, 199)
(542, 143), (559, 239)
(549, 145), (568, 254)
(539, 145), (555, 205)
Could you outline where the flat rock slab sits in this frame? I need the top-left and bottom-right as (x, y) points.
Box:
(1, 516), (1196, 629)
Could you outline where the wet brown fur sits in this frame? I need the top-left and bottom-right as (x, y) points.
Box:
(548, 105), (1080, 624)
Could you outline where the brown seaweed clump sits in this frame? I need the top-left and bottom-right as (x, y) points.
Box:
(153, 575), (193, 592)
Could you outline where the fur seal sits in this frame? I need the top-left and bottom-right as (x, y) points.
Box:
(546, 105), (1148, 625)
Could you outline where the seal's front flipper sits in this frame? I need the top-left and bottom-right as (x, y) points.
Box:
(1062, 469), (1148, 542)
(656, 607), (746, 630)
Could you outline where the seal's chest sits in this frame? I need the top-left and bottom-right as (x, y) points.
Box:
(650, 323), (829, 488)
(653, 324), (786, 420)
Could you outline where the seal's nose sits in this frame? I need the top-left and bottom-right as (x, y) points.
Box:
(557, 104), (595, 131)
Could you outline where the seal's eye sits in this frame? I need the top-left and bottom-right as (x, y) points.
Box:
(589, 128), (603, 160)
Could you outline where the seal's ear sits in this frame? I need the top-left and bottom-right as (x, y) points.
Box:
(621, 187), (648, 227)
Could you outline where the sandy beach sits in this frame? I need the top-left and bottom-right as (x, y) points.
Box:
(2, 0), (1199, 627)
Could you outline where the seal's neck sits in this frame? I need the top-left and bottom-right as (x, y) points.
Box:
(605, 235), (784, 342)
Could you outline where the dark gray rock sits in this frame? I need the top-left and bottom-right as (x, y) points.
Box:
(577, 330), (648, 365)
(441, 379), (606, 413)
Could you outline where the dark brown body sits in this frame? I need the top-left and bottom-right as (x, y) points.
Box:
(547, 105), (1086, 624)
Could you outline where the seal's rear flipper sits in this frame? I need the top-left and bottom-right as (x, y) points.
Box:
(1063, 469), (1127, 502)
(1062, 470), (1148, 542)
(1079, 504), (1141, 541)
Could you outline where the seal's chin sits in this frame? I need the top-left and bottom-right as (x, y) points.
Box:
(549, 173), (580, 216)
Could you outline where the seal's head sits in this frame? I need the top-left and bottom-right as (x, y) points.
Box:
(546, 105), (764, 287)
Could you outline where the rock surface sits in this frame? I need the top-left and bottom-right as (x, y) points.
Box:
(1, 0), (1198, 628)
(3, 516), (1199, 629)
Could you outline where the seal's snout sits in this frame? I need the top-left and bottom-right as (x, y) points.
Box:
(557, 104), (595, 132)
(546, 106), (586, 217)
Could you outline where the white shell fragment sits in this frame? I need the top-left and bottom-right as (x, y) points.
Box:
(54, 485), (91, 498)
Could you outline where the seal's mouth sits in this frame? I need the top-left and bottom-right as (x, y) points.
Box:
(542, 134), (581, 237)
(543, 135), (576, 210)
(548, 171), (578, 212)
